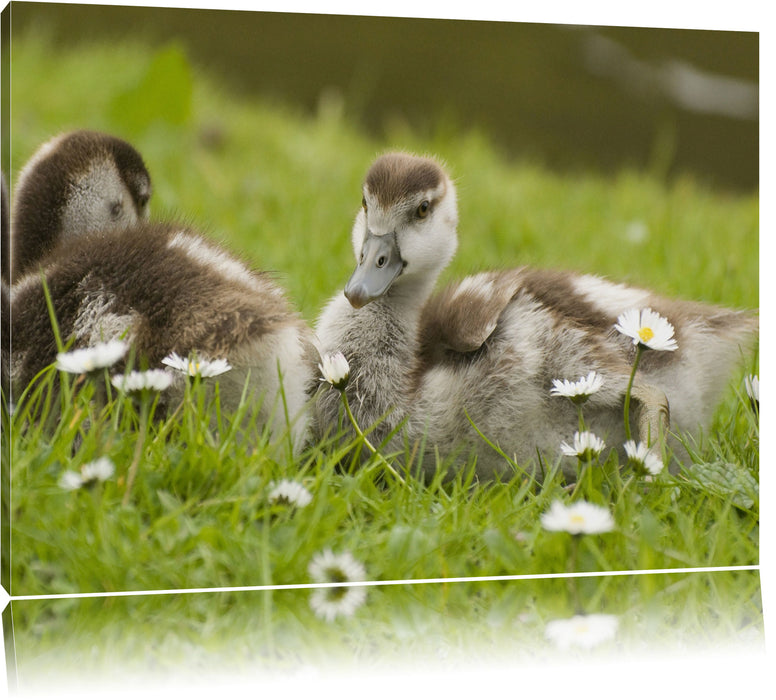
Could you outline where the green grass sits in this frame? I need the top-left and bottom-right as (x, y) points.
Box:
(4, 34), (760, 678)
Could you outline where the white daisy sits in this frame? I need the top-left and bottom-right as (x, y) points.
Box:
(308, 548), (366, 583)
(308, 548), (367, 621)
(624, 440), (664, 476)
(544, 614), (619, 651)
(541, 500), (615, 535)
(268, 479), (313, 508)
(319, 352), (350, 391)
(55, 340), (129, 374)
(560, 430), (605, 460)
(550, 371), (604, 403)
(309, 585), (367, 622)
(111, 369), (174, 393)
(162, 351), (232, 377)
(614, 308), (678, 351)
(80, 456), (116, 482)
(744, 374), (759, 404)
(59, 457), (115, 490)
(58, 470), (85, 491)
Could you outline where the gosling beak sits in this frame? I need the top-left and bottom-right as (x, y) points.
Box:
(345, 231), (404, 309)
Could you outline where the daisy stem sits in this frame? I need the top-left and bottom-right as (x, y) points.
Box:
(571, 456), (594, 500)
(623, 345), (644, 442)
(571, 462), (586, 499)
(577, 405), (586, 433)
(340, 390), (406, 485)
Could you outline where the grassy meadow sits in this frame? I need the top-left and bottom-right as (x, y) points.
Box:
(3, 32), (761, 682)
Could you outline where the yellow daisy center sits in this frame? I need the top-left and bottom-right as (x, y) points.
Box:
(189, 361), (201, 373)
(570, 514), (586, 526)
(638, 326), (654, 343)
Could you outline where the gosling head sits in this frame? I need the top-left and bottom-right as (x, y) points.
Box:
(11, 130), (152, 282)
(345, 152), (458, 309)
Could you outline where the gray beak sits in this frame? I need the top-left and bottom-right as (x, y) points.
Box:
(344, 231), (404, 309)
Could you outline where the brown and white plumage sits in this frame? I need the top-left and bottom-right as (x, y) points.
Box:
(9, 131), (313, 447)
(1, 172), (10, 402)
(314, 152), (757, 479)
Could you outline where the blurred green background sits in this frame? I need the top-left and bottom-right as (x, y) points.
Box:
(3, 2), (759, 325)
(7, 2), (758, 192)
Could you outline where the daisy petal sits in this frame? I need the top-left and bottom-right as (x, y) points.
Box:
(268, 479), (313, 508)
(623, 440), (664, 476)
(541, 500), (615, 535)
(560, 431), (605, 459)
(615, 308), (678, 352)
(307, 548), (367, 621)
(56, 340), (129, 374)
(319, 352), (350, 390)
(111, 369), (174, 393)
(545, 614), (619, 650)
(550, 370), (604, 403)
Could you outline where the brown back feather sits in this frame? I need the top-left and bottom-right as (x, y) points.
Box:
(11, 223), (298, 386)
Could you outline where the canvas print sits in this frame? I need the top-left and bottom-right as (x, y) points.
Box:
(0, 1), (762, 693)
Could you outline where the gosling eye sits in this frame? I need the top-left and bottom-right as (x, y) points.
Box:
(361, 196), (367, 212)
(110, 201), (124, 220)
(416, 200), (430, 219)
